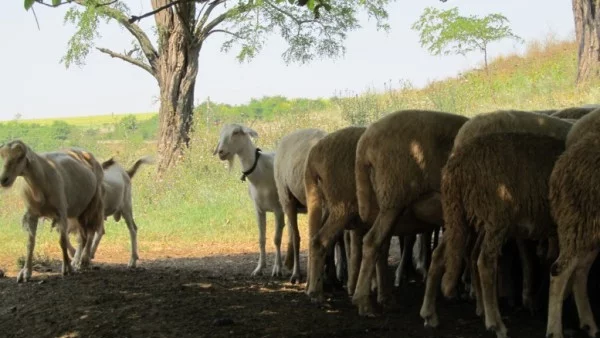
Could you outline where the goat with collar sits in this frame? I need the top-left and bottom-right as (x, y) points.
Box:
(214, 124), (290, 277)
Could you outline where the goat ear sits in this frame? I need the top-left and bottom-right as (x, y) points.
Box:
(212, 142), (220, 155)
(10, 142), (25, 157)
(242, 126), (258, 138)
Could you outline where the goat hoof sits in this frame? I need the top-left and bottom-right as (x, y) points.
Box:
(16, 268), (31, 283)
(128, 261), (137, 269)
(271, 266), (283, 277)
(306, 290), (324, 304)
(251, 268), (264, 277)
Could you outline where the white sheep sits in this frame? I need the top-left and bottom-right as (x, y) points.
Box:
(214, 124), (288, 277)
(274, 128), (328, 284)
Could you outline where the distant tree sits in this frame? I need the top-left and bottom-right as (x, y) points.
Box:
(119, 114), (138, 132)
(50, 120), (72, 141)
(412, 6), (522, 73)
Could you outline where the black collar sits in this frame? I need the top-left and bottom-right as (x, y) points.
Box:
(241, 148), (261, 181)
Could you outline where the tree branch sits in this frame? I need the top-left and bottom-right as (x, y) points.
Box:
(79, 2), (159, 69)
(96, 47), (156, 77)
(33, 0), (117, 8)
(205, 28), (243, 39)
(194, 0), (226, 39)
(128, 0), (211, 23)
(264, 0), (313, 25)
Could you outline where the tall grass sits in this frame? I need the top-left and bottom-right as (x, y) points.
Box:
(0, 36), (596, 274)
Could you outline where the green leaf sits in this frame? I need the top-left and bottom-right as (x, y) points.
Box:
(24, 0), (35, 10)
(52, 0), (62, 6)
(306, 0), (315, 11)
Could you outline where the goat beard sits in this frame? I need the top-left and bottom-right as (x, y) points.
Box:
(226, 154), (235, 173)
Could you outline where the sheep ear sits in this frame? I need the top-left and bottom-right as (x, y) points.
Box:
(242, 126), (258, 138)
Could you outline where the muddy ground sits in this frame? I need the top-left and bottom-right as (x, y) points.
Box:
(0, 249), (596, 338)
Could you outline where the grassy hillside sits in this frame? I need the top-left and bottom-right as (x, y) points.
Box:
(19, 112), (157, 128)
(0, 37), (595, 276)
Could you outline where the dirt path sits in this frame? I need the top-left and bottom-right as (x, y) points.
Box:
(0, 250), (564, 338)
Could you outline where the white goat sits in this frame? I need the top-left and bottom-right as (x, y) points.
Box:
(214, 124), (288, 277)
(78, 156), (153, 268)
(0, 141), (105, 282)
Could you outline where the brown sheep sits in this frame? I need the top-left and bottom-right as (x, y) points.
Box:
(421, 132), (565, 338)
(352, 109), (468, 316)
(274, 128), (328, 283)
(453, 109), (572, 150)
(545, 108), (600, 338)
(550, 106), (597, 120)
(449, 109), (573, 311)
(0, 140), (105, 282)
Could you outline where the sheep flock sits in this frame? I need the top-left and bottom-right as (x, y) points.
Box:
(3, 105), (600, 338)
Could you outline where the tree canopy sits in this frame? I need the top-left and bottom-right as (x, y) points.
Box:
(412, 6), (522, 71)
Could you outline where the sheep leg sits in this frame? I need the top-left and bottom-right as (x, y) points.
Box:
(420, 239), (445, 328)
(17, 212), (39, 283)
(287, 208), (302, 284)
(376, 235), (393, 306)
(251, 210), (267, 276)
(347, 229), (364, 297)
(306, 211), (348, 302)
(477, 228), (508, 338)
(334, 233), (348, 286)
(272, 210), (285, 277)
(546, 255), (579, 338)
(516, 239), (534, 314)
(395, 235), (416, 287)
(122, 213), (139, 268)
(417, 231), (433, 281)
(352, 208), (398, 317)
(572, 249), (600, 337)
(471, 230), (485, 317)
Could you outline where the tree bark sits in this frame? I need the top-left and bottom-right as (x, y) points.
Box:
(573, 0), (600, 83)
(152, 0), (201, 172)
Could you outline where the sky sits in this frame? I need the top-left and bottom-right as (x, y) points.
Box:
(0, 0), (574, 121)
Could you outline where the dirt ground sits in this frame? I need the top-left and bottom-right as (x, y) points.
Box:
(0, 245), (595, 338)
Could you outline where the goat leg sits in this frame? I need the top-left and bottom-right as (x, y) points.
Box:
(17, 212), (38, 283)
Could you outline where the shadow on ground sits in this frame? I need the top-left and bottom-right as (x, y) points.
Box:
(0, 251), (590, 338)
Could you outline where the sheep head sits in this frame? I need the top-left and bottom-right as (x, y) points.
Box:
(0, 140), (28, 188)
(213, 124), (259, 171)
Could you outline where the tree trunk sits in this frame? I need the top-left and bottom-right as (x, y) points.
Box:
(153, 0), (201, 173)
(573, 0), (600, 83)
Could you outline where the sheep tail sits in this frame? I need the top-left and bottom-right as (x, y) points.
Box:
(440, 165), (468, 298)
(127, 155), (155, 179)
(355, 142), (373, 223)
(304, 158), (323, 247)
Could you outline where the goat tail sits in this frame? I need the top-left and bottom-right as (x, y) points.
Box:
(101, 157), (116, 170)
(127, 155), (155, 179)
(355, 141), (373, 223)
(439, 164), (468, 299)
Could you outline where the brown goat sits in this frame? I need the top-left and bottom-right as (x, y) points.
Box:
(352, 109), (468, 316)
(545, 108), (600, 338)
(421, 133), (565, 338)
(0, 140), (104, 282)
